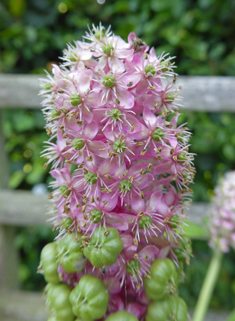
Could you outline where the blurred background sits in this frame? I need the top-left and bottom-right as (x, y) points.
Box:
(1, 0), (235, 312)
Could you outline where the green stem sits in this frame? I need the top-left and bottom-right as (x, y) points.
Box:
(192, 250), (223, 321)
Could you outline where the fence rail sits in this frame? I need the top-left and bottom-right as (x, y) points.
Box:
(0, 75), (235, 111)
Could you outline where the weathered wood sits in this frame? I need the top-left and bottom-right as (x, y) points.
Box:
(0, 111), (9, 189)
(0, 189), (51, 226)
(0, 225), (20, 289)
(0, 189), (208, 226)
(0, 290), (49, 321)
(0, 74), (235, 111)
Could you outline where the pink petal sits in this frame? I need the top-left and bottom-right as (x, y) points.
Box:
(102, 194), (118, 211)
(138, 245), (159, 261)
(148, 191), (162, 212)
(106, 213), (128, 231)
(109, 56), (125, 73)
(72, 69), (93, 94)
(131, 195), (145, 214)
(135, 77), (149, 96)
(128, 162), (149, 177)
(127, 303), (145, 319)
(130, 124), (149, 140)
(88, 141), (109, 158)
(143, 107), (158, 129)
(86, 89), (103, 107)
(115, 87), (134, 109)
(84, 121), (98, 140)
(120, 233), (133, 249)
(136, 173), (154, 190)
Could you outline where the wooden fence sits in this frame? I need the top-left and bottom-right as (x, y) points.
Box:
(0, 74), (235, 321)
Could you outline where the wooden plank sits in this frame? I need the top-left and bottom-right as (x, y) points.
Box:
(0, 189), (51, 226)
(0, 74), (235, 111)
(0, 290), (229, 321)
(0, 290), (49, 321)
(0, 225), (20, 289)
(0, 189), (208, 226)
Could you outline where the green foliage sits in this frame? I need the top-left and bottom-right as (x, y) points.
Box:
(1, 0), (235, 75)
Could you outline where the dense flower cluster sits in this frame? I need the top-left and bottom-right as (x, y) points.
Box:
(209, 171), (235, 253)
(39, 24), (194, 321)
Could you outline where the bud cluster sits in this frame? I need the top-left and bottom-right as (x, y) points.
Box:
(209, 171), (235, 253)
(39, 24), (194, 321)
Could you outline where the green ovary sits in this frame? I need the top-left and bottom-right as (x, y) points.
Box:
(119, 179), (132, 193)
(109, 108), (122, 121)
(139, 215), (152, 229)
(72, 138), (84, 150)
(90, 209), (102, 223)
(85, 172), (97, 184)
(51, 109), (60, 118)
(126, 260), (141, 275)
(144, 65), (156, 76)
(59, 185), (70, 198)
(113, 139), (126, 153)
(102, 44), (114, 55)
(103, 75), (115, 87)
(70, 94), (81, 106)
(152, 128), (164, 142)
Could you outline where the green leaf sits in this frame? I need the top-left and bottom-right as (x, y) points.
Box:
(183, 221), (209, 240)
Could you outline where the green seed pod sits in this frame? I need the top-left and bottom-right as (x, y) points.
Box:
(144, 258), (178, 301)
(103, 75), (115, 88)
(89, 209), (102, 223)
(152, 128), (164, 142)
(44, 83), (52, 91)
(47, 283), (75, 321)
(178, 152), (188, 162)
(57, 232), (86, 273)
(146, 295), (187, 321)
(70, 94), (81, 106)
(40, 242), (60, 284)
(105, 311), (139, 321)
(69, 274), (109, 321)
(84, 226), (123, 268)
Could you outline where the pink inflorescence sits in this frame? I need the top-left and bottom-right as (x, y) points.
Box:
(209, 171), (235, 253)
(40, 24), (194, 321)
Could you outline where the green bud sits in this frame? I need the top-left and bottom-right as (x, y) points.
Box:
(113, 139), (126, 153)
(44, 83), (52, 91)
(109, 108), (122, 121)
(119, 179), (132, 193)
(90, 209), (102, 223)
(59, 185), (70, 198)
(85, 171), (97, 185)
(51, 109), (60, 118)
(72, 138), (85, 150)
(139, 215), (153, 229)
(144, 65), (156, 76)
(103, 75), (115, 88)
(70, 94), (81, 106)
(102, 44), (114, 55)
(126, 259), (141, 275)
(152, 128), (164, 142)
(61, 217), (73, 229)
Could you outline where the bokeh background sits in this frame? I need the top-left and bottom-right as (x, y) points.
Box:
(1, 0), (235, 311)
